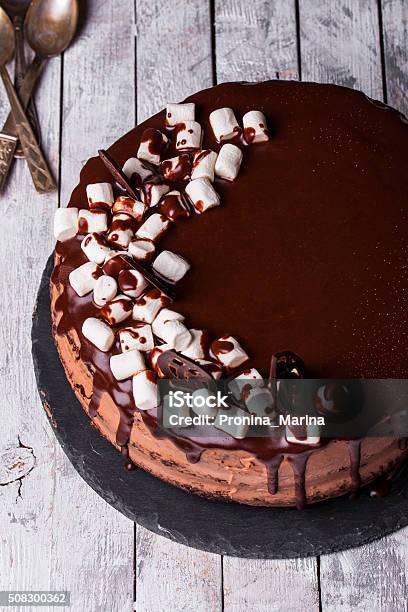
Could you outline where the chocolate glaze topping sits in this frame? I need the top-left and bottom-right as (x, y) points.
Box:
(52, 81), (408, 506)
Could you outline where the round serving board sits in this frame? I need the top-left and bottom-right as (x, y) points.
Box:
(32, 255), (408, 559)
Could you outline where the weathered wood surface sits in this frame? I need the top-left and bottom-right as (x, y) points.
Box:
(0, 1), (407, 611)
(382, 0), (408, 114)
(300, 0), (383, 99)
(215, 0), (299, 82)
(0, 42), (61, 606)
(54, 3), (136, 611)
(136, 0), (213, 123)
(0, 2), (135, 612)
(134, 3), (223, 611)
(135, 529), (222, 612)
(299, 2), (408, 610)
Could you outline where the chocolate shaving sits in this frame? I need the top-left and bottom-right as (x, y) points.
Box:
(98, 149), (139, 201)
(119, 255), (176, 300)
(157, 350), (212, 380)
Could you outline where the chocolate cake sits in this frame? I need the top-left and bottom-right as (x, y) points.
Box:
(51, 81), (408, 509)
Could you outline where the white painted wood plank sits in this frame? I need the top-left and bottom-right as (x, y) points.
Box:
(135, 2), (221, 610)
(53, 2), (136, 611)
(320, 531), (408, 611)
(214, 2), (320, 609)
(223, 556), (320, 612)
(0, 50), (62, 608)
(215, 0), (299, 82)
(300, 0), (383, 99)
(136, 0), (213, 122)
(300, 4), (408, 611)
(382, 0), (408, 114)
(136, 528), (222, 612)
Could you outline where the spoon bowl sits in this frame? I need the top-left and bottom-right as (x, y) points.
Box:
(25, 0), (78, 58)
(0, 7), (15, 65)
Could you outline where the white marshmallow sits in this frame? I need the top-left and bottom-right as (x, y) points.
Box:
(191, 150), (218, 182)
(54, 207), (78, 242)
(191, 388), (218, 418)
(118, 268), (149, 298)
(113, 196), (145, 221)
(100, 294), (133, 325)
(152, 308), (185, 337)
(210, 336), (249, 370)
(150, 343), (173, 376)
(93, 275), (118, 307)
(136, 214), (170, 242)
(110, 349), (145, 381)
(132, 370), (158, 410)
(161, 156), (191, 181)
(143, 183), (170, 207)
(243, 110), (269, 143)
(69, 261), (101, 297)
(245, 387), (274, 417)
(286, 426), (320, 446)
(185, 178), (220, 214)
(214, 406), (249, 439)
(119, 324), (154, 352)
(107, 213), (135, 248)
(86, 183), (114, 210)
(197, 359), (223, 380)
(229, 368), (264, 400)
(209, 108), (240, 142)
(107, 230), (132, 249)
(81, 233), (111, 264)
(122, 157), (153, 185)
(166, 102), (195, 127)
(215, 144), (243, 181)
(158, 319), (192, 350)
(132, 288), (169, 324)
(152, 250), (190, 283)
(181, 329), (207, 360)
(78, 209), (108, 234)
(82, 317), (115, 352)
(137, 128), (168, 165)
(175, 121), (202, 150)
(128, 238), (156, 262)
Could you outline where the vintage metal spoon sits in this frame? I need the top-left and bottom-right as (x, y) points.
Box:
(0, 0), (78, 193)
(0, 7), (56, 193)
(1, 0), (41, 158)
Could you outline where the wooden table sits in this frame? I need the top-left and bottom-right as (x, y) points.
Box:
(0, 1), (407, 610)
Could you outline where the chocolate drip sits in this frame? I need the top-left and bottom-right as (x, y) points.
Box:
(265, 455), (283, 495)
(348, 439), (362, 495)
(288, 452), (313, 510)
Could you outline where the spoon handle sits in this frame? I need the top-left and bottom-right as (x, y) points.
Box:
(13, 14), (41, 159)
(0, 64), (55, 194)
(0, 56), (45, 192)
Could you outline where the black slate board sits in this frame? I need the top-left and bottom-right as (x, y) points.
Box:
(31, 255), (408, 559)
